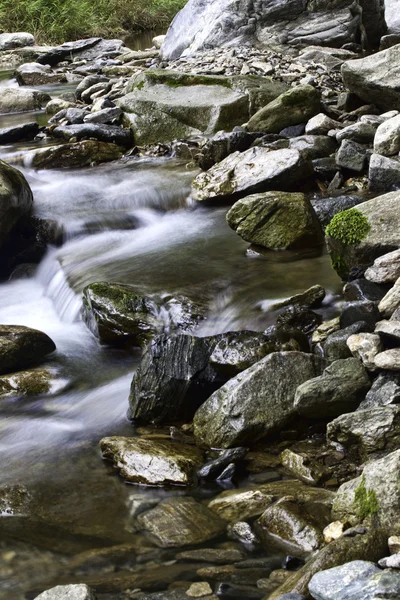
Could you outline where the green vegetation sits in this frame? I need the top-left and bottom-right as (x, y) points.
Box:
(325, 208), (371, 245)
(0, 0), (187, 44)
(354, 476), (379, 521)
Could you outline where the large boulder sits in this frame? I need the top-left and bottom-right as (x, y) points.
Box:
(193, 351), (326, 448)
(191, 148), (313, 203)
(160, 0), (381, 60)
(0, 324), (56, 375)
(0, 159), (33, 248)
(0, 32), (35, 50)
(226, 191), (323, 250)
(0, 87), (50, 113)
(341, 44), (400, 111)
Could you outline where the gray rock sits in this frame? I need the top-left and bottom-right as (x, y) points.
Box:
(45, 98), (77, 116)
(365, 249), (400, 283)
(275, 595), (305, 600)
(336, 122), (377, 144)
(378, 277), (400, 317)
(336, 140), (368, 172)
(84, 107), (122, 124)
(0, 122), (39, 144)
(287, 135), (337, 161)
(340, 300), (380, 330)
(33, 584), (97, 599)
(0, 324), (55, 375)
(323, 322), (372, 362)
(226, 191), (323, 250)
(269, 285), (326, 312)
(346, 332), (383, 370)
(343, 279), (388, 302)
(306, 114), (342, 136)
(208, 331), (277, 378)
(327, 406), (400, 458)
(76, 75), (110, 100)
(308, 560), (380, 600)
(0, 32), (35, 50)
(294, 358), (371, 418)
(378, 553), (400, 568)
(100, 436), (203, 486)
(0, 87), (50, 113)
(375, 319), (400, 341)
(15, 62), (63, 86)
(311, 195), (364, 228)
(191, 148), (313, 203)
(193, 352), (326, 448)
(359, 372), (400, 409)
(24, 140), (124, 169)
(49, 107), (89, 126)
(176, 548), (245, 563)
(386, 0), (400, 34)
(369, 153), (400, 193)
(0, 159), (33, 248)
(373, 114), (400, 156)
(374, 348), (400, 370)
(51, 124), (133, 147)
(137, 496), (226, 547)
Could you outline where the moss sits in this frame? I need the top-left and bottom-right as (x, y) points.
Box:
(133, 71), (232, 89)
(354, 476), (379, 521)
(325, 208), (371, 245)
(330, 253), (348, 279)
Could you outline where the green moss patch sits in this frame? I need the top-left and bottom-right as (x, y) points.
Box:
(325, 208), (371, 245)
(354, 476), (379, 521)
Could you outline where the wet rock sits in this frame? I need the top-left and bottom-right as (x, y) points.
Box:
(26, 140), (124, 169)
(378, 277), (400, 317)
(0, 32), (35, 50)
(197, 564), (266, 585)
(33, 584), (97, 599)
(0, 484), (31, 515)
(280, 449), (322, 485)
(276, 306), (322, 336)
(374, 348), (400, 370)
(369, 153), (400, 193)
(323, 322), (372, 361)
(0, 122), (39, 145)
(0, 324), (55, 375)
(365, 249), (400, 284)
(294, 358), (371, 419)
(191, 148), (313, 203)
(343, 279), (388, 302)
(336, 140), (368, 173)
(195, 130), (260, 171)
(327, 406), (400, 459)
(346, 332), (383, 371)
(0, 159), (33, 248)
(308, 560), (380, 600)
(247, 86), (320, 134)
(137, 496), (225, 547)
(0, 367), (58, 398)
(208, 331), (276, 378)
(340, 300), (380, 329)
(51, 124), (133, 147)
(197, 447), (247, 481)
(312, 318), (341, 344)
(187, 582), (213, 598)
(359, 372), (400, 409)
(228, 521), (259, 546)
(15, 62), (64, 86)
(226, 192), (323, 251)
(100, 436), (203, 486)
(176, 548), (245, 564)
(193, 352), (326, 448)
(269, 285), (326, 312)
(311, 196), (364, 228)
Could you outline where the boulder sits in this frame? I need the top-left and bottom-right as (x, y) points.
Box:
(327, 406), (400, 459)
(365, 249), (400, 283)
(306, 114), (342, 136)
(0, 159), (33, 248)
(33, 584), (97, 600)
(15, 62), (64, 86)
(50, 124), (133, 147)
(82, 283), (202, 347)
(0, 122), (39, 145)
(373, 114), (400, 156)
(325, 191), (400, 278)
(332, 449), (400, 529)
(191, 148), (313, 203)
(0, 367), (57, 398)
(369, 153), (400, 193)
(0, 32), (35, 50)
(336, 140), (368, 173)
(0, 324), (55, 375)
(308, 561), (380, 600)
(0, 87), (50, 113)
(99, 437), (203, 486)
(25, 140), (124, 169)
(226, 191), (323, 250)
(341, 45), (400, 111)
(137, 497), (226, 547)
(311, 195), (365, 228)
(374, 348), (400, 370)
(378, 277), (400, 317)
(322, 322), (372, 362)
(294, 358), (371, 419)
(246, 86), (320, 134)
(193, 352), (326, 448)
(359, 372), (400, 409)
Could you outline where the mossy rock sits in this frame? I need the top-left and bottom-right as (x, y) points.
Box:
(125, 69), (234, 93)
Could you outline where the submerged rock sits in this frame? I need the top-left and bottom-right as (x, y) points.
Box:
(0, 367), (57, 398)
(226, 192), (323, 251)
(0, 324), (55, 375)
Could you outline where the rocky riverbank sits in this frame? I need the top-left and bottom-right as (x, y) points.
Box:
(1, 1), (400, 598)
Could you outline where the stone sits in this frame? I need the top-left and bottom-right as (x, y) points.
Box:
(0, 324), (55, 375)
(369, 153), (400, 193)
(323, 322), (372, 362)
(378, 278), (400, 317)
(197, 447), (247, 481)
(280, 449), (322, 485)
(247, 86), (320, 134)
(193, 352), (326, 448)
(0, 32), (35, 50)
(0, 87), (50, 113)
(389, 536), (400, 554)
(100, 437), (203, 486)
(0, 122), (39, 145)
(375, 319), (400, 341)
(186, 582), (213, 598)
(228, 521), (258, 545)
(268, 285), (326, 313)
(379, 553), (400, 568)
(15, 62), (63, 86)
(336, 140), (367, 173)
(33, 584), (97, 599)
(365, 249), (400, 283)
(0, 159), (33, 248)
(153, 35), (166, 49)
(294, 358), (371, 419)
(340, 301), (380, 330)
(137, 497), (226, 547)
(191, 148), (313, 203)
(51, 124), (133, 147)
(45, 98), (76, 115)
(374, 349), (400, 370)
(312, 196), (365, 229)
(346, 332), (383, 370)
(0, 484), (31, 515)
(226, 192), (323, 250)
(176, 548), (245, 564)
(76, 75), (110, 100)
(0, 367), (57, 398)
(386, 0), (400, 34)
(308, 560), (380, 600)
(286, 135), (337, 161)
(359, 372), (400, 409)
(25, 140), (124, 169)
(306, 114), (342, 136)
(312, 317), (341, 344)
(373, 114), (400, 156)
(343, 279), (388, 302)
(49, 108), (89, 125)
(327, 406), (400, 458)
(341, 44), (400, 111)
(84, 108), (122, 125)
(323, 522), (344, 544)
(336, 122), (377, 144)
(207, 331), (277, 378)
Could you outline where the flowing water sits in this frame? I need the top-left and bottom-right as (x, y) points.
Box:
(0, 55), (342, 599)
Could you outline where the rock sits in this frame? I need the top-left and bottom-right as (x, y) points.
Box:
(373, 114), (400, 156)
(343, 279), (388, 302)
(327, 406), (400, 459)
(341, 45), (400, 111)
(323, 521), (344, 544)
(359, 372), (400, 409)
(336, 122), (377, 144)
(45, 98), (77, 115)
(312, 317), (341, 344)
(294, 358), (371, 419)
(285, 135), (337, 161)
(247, 86), (320, 134)
(379, 553), (400, 568)
(228, 521), (259, 546)
(378, 277), (400, 317)
(323, 322), (372, 362)
(197, 447), (247, 481)
(306, 114), (342, 136)
(0, 87), (50, 113)
(365, 249), (400, 283)
(333, 449), (400, 528)
(193, 352), (326, 449)
(375, 319), (400, 341)
(269, 285), (326, 313)
(49, 107), (89, 126)
(325, 191), (400, 278)
(280, 449), (322, 486)
(312, 196), (365, 229)
(226, 191), (323, 250)
(0, 159), (33, 249)
(137, 497), (226, 547)
(176, 548), (245, 564)
(0, 367), (57, 398)
(51, 124), (133, 147)
(0, 122), (39, 145)
(208, 331), (277, 378)
(308, 560), (380, 600)
(195, 130), (260, 171)
(336, 140), (368, 173)
(99, 437), (203, 486)
(0, 484), (31, 515)
(274, 595), (305, 600)
(0, 32), (35, 50)
(84, 108), (122, 125)
(340, 301), (380, 330)
(0, 324), (55, 375)
(186, 582), (213, 598)
(25, 140), (124, 169)
(374, 349), (400, 370)
(191, 148), (313, 203)
(369, 153), (400, 193)
(389, 536), (400, 554)
(83, 283), (202, 347)
(15, 62), (64, 86)
(346, 332), (383, 371)
(76, 75), (110, 100)
(33, 584), (97, 599)
(153, 35), (166, 49)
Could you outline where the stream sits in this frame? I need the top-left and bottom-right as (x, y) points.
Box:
(0, 44), (342, 599)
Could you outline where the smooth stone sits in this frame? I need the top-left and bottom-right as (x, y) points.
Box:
(0, 33), (35, 50)
(374, 348), (400, 370)
(365, 249), (400, 283)
(0, 122), (39, 144)
(373, 114), (400, 156)
(0, 367), (59, 398)
(343, 279), (388, 302)
(378, 553), (400, 568)
(33, 584), (97, 599)
(228, 521), (259, 545)
(340, 300), (380, 330)
(24, 140), (124, 169)
(84, 107), (122, 124)
(0, 324), (55, 375)
(187, 582), (213, 598)
(375, 319), (400, 341)
(346, 332), (383, 370)
(0, 87), (50, 113)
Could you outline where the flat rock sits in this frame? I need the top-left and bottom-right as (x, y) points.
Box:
(25, 140), (124, 169)
(0, 122), (39, 145)
(374, 348), (400, 370)
(0, 87), (50, 113)
(51, 124), (133, 147)
(15, 62), (64, 86)
(365, 249), (400, 283)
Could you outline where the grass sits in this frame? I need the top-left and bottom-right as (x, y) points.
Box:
(0, 0), (187, 44)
